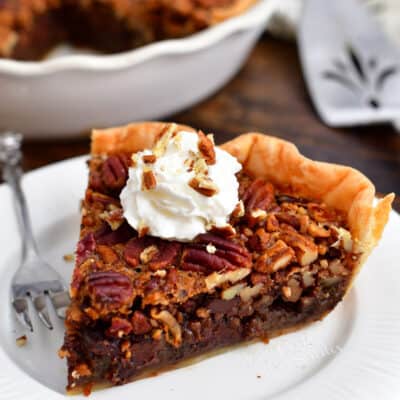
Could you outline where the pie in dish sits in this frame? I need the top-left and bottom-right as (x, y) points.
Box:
(0, 0), (258, 60)
(59, 122), (393, 394)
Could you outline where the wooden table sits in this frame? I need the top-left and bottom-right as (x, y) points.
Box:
(18, 34), (400, 211)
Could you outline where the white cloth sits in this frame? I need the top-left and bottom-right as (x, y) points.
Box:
(266, 0), (400, 45)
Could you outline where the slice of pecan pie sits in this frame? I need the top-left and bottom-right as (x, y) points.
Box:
(60, 122), (393, 394)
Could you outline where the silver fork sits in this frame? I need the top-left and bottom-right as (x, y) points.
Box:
(0, 132), (70, 332)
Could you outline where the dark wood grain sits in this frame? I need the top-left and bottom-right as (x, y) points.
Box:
(12, 35), (400, 211)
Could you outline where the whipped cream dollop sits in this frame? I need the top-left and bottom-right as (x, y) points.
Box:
(120, 126), (242, 241)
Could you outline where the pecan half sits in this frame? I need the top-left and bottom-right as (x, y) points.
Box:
(86, 271), (134, 312)
(255, 240), (295, 273)
(102, 154), (130, 191)
(197, 130), (216, 165)
(242, 178), (275, 213)
(181, 233), (251, 273)
(124, 237), (180, 270)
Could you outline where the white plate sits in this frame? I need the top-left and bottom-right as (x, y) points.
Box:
(0, 0), (276, 138)
(0, 156), (399, 400)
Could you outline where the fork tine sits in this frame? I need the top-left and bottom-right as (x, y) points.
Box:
(12, 298), (33, 332)
(46, 293), (65, 331)
(51, 290), (70, 319)
(33, 294), (53, 330)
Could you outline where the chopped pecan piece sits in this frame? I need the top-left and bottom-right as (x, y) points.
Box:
(282, 278), (303, 302)
(307, 221), (330, 238)
(231, 200), (245, 219)
(142, 154), (157, 164)
(197, 130), (216, 165)
(275, 212), (300, 230)
(99, 207), (124, 231)
(266, 214), (280, 232)
(151, 309), (182, 347)
(96, 245), (119, 264)
(240, 283), (264, 302)
(131, 311), (152, 335)
(182, 233), (251, 273)
(205, 268), (251, 290)
(142, 170), (157, 190)
(247, 228), (271, 252)
(189, 176), (219, 197)
(95, 222), (135, 246)
(255, 240), (295, 273)
(107, 317), (133, 338)
(280, 231), (318, 266)
(76, 233), (96, 266)
(222, 283), (246, 300)
(153, 123), (177, 157)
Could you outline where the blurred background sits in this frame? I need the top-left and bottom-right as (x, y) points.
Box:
(0, 0), (399, 207)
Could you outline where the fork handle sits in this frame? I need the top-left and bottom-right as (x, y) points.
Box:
(0, 133), (39, 261)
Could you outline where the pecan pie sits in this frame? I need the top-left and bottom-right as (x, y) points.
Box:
(60, 122), (393, 394)
(0, 0), (257, 60)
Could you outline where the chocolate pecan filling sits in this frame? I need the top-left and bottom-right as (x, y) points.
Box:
(60, 154), (357, 393)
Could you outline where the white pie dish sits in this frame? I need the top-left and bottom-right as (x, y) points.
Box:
(0, 0), (275, 139)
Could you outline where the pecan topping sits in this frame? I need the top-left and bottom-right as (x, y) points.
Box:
(96, 245), (119, 264)
(189, 176), (219, 197)
(86, 271), (134, 312)
(76, 233), (96, 266)
(231, 200), (245, 218)
(107, 317), (132, 338)
(99, 207), (124, 231)
(95, 222), (135, 246)
(131, 311), (152, 335)
(142, 170), (157, 190)
(151, 309), (182, 347)
(247, 228), (271, 252)
(280, 231), (318, 266)
(142, 154), (157, 164)
(181, 233), (251, 273)
(242, 178), (275, 213)
(197, 130), (216, 165)
(222, 283), (246, 300)
(205, 268), (251, 290)
(140, 245), (159, 264)
(255, 240), (295, 273)
(124, 237), (181, 270)
(239, 283), (263, 302)
(153, 123), (177, 157)
(102, 154), (130, 191)
(281, 278), (303, 302)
